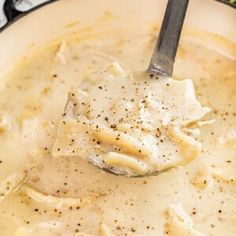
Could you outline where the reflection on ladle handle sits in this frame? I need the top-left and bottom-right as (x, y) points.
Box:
(148, 0), (189, 77)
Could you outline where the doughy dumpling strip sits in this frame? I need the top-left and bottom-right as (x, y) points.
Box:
(167, 124), (201, 164)
(91, 123), (151, 158)
(0, 172), (26, 203)
(53, 118), (151, 160)
(104, 152), (148, 175)
(22, 185), (91, 209)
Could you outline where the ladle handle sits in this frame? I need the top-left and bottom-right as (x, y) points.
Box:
(148, 0), (189, 77)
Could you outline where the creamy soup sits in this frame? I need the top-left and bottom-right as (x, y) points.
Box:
(0, 3), (236, 236)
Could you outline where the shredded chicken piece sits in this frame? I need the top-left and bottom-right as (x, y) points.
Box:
(14, 221), (67, 236)
(218, 130), (236, 146)
(197, 119), (215, 127)
(14, 228), (31, 236)
(55, 41), (68, 64)
(0, 172), (26, 203)
(182, 127), (200, 138)
(0, 115), (11, 133)
(22, 185), (92, 209)
(211, 170), (236, 185)
(104, 61), (126, 77)
(191, 164), (236, 188)
(165, 204), (205, 236)
(191, 164), (213, 189)
(167, 124), (201, 164)
(100, 224), (114, 236)
(76, 233), (94, 236)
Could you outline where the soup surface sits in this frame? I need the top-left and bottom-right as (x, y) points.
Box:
(0, 2), (236, 236)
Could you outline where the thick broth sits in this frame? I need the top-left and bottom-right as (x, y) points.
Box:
(0, 10), (235, 236)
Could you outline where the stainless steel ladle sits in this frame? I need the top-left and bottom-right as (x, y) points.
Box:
(93, 0), (189, 177)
